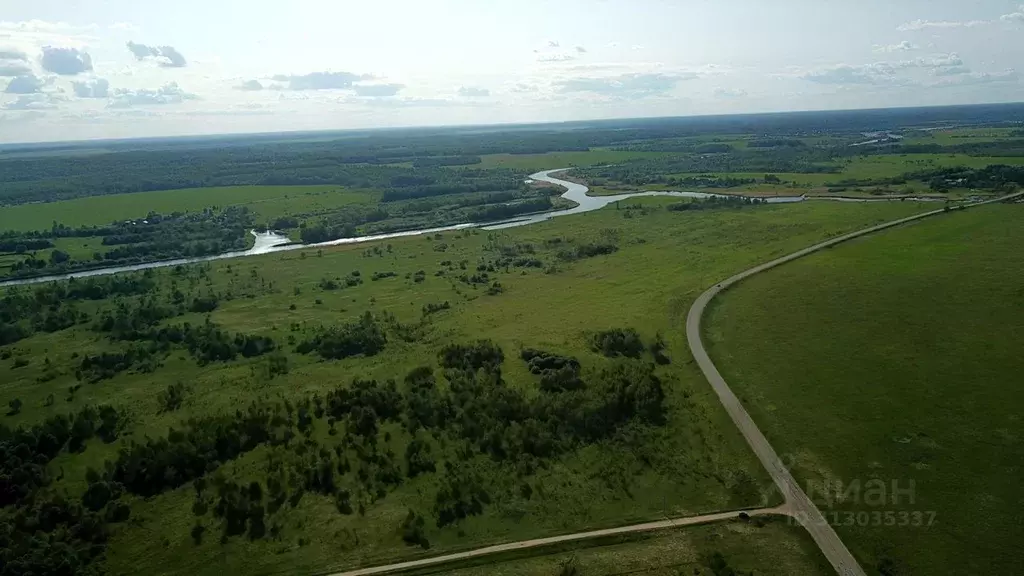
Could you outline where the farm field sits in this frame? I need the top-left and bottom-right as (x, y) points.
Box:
(706, 203), (1024, 575)
(0, 198), (934, 576)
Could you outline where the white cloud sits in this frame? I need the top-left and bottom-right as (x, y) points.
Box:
(72, 77), (110, 98)
(235, 79), (264, 91)
(911, 53), (964, 68)
(1001, 5), (1024, 23)
(538, 53), (576, 62)
(801, 64), (893, 85)
(271, 71), (371, 90)
(0, 21), (97, 50)
(352, 83), (403, 97)
(109, 22), (140, 32)
(0, 61), (31, 76)
(108, 82), (198, 107)
(356, 96), (462, 108)
(40, 46), (92, 75)
(3, 93), (61, 110)
(556, 73), (694, 98)
(4, 74), (46, 94)
(714, 87), (748, 98)
(934, 69), (1019, 86)
(535, 40), (584, 63)
(874, 40), (917, 53)
(897, 19), (987, 31)
(932, 66), (972, 77)
(126, 41), (187, 68)
(0, 48), (27, 61)
(801, 54), (968, 86)
(457, 86), (490, 97)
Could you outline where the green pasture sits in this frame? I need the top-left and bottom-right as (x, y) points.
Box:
(0, 185), (378, 232)
(707, 203), (1024, 575)
(0, 198), (933, 575)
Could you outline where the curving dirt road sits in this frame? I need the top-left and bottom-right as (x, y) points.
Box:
(686, 189), (1024, 576)
(327, 506), (787, 576)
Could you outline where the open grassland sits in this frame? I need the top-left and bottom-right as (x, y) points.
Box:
(901, 127), (1022, 146)
(0, 198), (934, 576)
(0, 185), (379, 232)
(836, 153), (1024, 179)
(438, 518), (831, 576)
(477, 150), (671, 170)
(706, 203), (1024, 576)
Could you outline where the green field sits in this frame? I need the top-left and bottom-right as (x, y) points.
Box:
(901, 127), (1022, 146)
(477, 150), (671, 170)
(0, 185), (378, 232)
(440, 519), (830, 576)
(706, 203), (1024, 575)
(0, 199), (934, 576)
(837, 153), (1024, 179)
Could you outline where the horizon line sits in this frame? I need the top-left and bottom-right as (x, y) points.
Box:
(3, 99), (1023, 149)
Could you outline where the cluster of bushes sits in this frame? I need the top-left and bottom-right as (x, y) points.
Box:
(422, 301), (451, 317)
(590, 328), (645, 358)
(183, 322), (277, 365)
(556, 242), (618, 262)
(590, 328), (671, 365)
(79, 344), (166, 382)
(0, 405), (130, 574)
(1, 274), (158, 346)
(2, 208), (254, 280)
(521, 349), (584, 392)
(1, 336), (670, 565)
(666, 196), (766, 211)
(320, 271), (363, 290)
(296, 312), (387, 360)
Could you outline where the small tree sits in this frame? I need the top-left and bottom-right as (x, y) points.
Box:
(558, 555), (581, 576)
(157, 382), (188, 413)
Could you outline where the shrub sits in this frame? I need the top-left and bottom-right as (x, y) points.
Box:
(296, 312), (386, 360)
(157, 382), (188, 413)
(590, 328), (645, 358)
(401, 510), (430, 549)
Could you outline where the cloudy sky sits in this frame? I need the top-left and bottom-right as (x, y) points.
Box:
(1, 0), (1023, 143)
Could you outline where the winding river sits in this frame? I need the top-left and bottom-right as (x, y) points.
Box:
(0, 169), (942, 287)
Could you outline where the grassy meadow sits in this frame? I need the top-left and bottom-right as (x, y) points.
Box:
(0, 185), (379, 232)
(0, 198), (934, 576)
(706, 203), (1024, 575)
(438, 518), (831, 576)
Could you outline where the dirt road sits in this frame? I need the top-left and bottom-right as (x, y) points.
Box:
(328, 507), (786, 576)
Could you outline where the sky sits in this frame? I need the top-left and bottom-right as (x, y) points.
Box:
(0, 0), (1022, 143)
